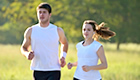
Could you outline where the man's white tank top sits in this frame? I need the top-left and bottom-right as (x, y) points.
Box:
(30, 23), (60, 71)
(74, 40), (102, 80)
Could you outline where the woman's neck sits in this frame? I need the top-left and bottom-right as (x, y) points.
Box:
(83, 38), (94, 46)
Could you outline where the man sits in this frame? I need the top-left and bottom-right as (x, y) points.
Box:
(20, 2), (68, 80)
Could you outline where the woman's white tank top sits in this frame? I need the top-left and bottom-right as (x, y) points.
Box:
(74, 40), (102, 80)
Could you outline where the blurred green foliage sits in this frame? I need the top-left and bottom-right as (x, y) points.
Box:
(0, 0), (139, 49)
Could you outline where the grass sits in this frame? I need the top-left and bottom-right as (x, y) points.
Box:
(0, 43), (140, 80)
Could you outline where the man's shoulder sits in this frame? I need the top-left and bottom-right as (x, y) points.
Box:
(31, 24), (39, 28)
(49, 23), (63, 32)
(49, 23), (58, 28)
(25, 24), (39, 33)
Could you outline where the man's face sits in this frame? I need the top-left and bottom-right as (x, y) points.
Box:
(37, 8), (51, 23)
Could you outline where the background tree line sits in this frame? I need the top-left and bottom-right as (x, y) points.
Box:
(0, 0), (139, 50)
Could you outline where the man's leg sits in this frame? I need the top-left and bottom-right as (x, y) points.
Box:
(33, 71), (47, 80)
(47, 71), (61, 80)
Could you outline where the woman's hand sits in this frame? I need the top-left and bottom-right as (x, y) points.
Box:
(67, 63), (73, 69)
(82, 65), (91, 72)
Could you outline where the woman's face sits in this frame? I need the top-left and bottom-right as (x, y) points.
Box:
(82, 24), (95, 39)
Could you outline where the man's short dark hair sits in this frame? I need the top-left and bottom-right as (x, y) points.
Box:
(37, 2), (52, 13)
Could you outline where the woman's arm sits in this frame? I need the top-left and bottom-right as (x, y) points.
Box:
(82, 46), (108, 72)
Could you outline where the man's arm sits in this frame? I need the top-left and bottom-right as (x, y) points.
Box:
(20, 27), (34, 60)
(57, 27), (68, 67)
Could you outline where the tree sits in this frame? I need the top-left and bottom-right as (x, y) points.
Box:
(0, 0), (139, 51)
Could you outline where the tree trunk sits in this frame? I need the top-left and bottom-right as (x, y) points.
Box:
(117, 42), (120, 50)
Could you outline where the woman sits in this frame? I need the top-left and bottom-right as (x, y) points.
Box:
(67, 20), (115, 80)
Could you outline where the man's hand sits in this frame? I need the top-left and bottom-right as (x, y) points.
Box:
(27, 51), (34, 60)
(60, 57), (66, 67)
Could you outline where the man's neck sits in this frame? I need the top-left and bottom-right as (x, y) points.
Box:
(39, 21), (50, 27)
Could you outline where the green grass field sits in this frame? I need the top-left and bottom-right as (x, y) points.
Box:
(0, 43), (140, 80)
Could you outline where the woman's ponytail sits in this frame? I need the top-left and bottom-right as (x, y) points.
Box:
(84, 20), (116, 41)
(96, 22), (116, 40)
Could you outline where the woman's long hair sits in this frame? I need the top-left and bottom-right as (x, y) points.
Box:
(83, 20), (116, 41)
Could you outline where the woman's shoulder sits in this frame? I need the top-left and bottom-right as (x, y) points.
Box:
(94, 40), (102, 45)
(77, 41), (84, 45)
(76, 41), (84, 47)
